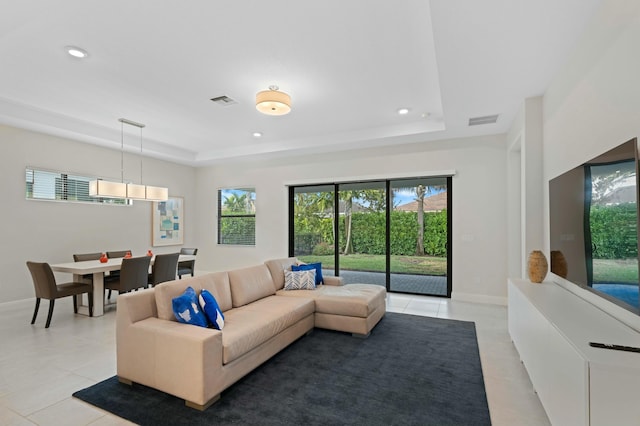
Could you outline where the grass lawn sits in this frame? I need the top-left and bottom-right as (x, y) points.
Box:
(298, 253), (447, 276)
(593, 258), (638, 284)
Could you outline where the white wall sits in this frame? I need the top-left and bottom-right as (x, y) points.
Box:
(506, 97), (544, 280)
(195, 134), (509, 304)
(543, 0), (640, 330)
(0, 124), (196, 303)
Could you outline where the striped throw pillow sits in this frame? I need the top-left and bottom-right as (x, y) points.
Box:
(284, 270), (316, 290)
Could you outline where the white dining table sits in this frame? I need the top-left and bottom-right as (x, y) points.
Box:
(50, 254), (196, 317)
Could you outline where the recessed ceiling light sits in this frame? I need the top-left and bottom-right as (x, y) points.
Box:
(252, 132), (263, 138)
(397, 108), (410, 115)
(65, 46), (89, 58)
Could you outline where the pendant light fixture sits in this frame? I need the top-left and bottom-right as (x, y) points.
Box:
(89, 119), (168, 201)
(256, 85), (291, 116)
(123, 118), (149, 200)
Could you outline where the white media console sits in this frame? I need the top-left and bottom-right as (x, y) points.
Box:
(508, 278), (640, 426)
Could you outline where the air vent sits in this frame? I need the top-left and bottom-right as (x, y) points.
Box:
(210, 95), (237, 106)
(468, 114), (499, 126)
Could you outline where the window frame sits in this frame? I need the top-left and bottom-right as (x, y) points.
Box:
(217, 187), (256, 246)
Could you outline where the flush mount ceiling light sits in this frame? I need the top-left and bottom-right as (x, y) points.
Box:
(65, 45), (89, 58)
(256, 85), (291, 116)
(89, 119), (168, 201)
(397, 107), (410, 115)
(252, 132), (263, 138)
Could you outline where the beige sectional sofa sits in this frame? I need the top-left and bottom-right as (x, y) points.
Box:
(115, 257), (386, 410)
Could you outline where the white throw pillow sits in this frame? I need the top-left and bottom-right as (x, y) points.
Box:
(284, 270), (316, 290)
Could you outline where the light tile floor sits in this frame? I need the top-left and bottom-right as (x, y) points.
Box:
(0, 293), (550, 425)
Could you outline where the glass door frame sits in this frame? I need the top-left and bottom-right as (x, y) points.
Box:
(288, 176), (452, 297)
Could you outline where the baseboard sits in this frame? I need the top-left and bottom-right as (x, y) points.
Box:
(451, 292), (507, 306)
(0, 297), (34, 308)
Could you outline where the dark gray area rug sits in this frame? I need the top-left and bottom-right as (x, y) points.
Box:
(73, 313), (491, 425)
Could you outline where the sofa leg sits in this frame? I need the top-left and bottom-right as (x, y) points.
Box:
(118, 377), (133, 386)
(352, 332), (370, 338)
(185, 394), (220, 411)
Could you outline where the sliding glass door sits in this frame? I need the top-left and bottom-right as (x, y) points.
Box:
(290, 185), (337, 278)
(337, 181), (387, 286)
(389, 178), (450, 296)
(289, 176), (451, 297)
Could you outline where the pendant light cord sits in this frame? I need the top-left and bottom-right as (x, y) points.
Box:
(120, 120), (124, 183)
(139, 126), (143, 185)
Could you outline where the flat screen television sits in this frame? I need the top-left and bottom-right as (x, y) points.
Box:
(549, 138), (640, 315)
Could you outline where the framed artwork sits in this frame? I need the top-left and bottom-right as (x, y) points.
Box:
(152, 196), (184, 246)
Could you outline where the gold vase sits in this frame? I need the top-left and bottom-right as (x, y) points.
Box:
(528, 250), (548, 283)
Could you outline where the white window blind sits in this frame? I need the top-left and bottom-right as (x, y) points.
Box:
(25, 167), (131, 205)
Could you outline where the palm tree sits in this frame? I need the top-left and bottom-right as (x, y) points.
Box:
(341, 190), (357, 255)
(393, 183), (445, 256)
(415, 184), (426, 256)
(341, 188), (385, 255)
(223, 192), (253, 214)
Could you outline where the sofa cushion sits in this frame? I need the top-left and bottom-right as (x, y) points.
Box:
(292, 262), (323, 285)
(221, 296), (314, 364)
(199, 289), (225, 330)
(172, 286), (209, 328)
(155, 272), (231, 321)
(264, 257), (298, 290)
(284, 270), (316, 290)
(228, 264), (276, 308)
(277, 284), (386, 318)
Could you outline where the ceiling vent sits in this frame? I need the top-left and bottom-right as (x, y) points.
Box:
(468, 114), (499, 126)
(210, 95), (237, 106)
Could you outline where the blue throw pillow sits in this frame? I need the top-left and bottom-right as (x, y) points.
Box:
(292, 262), (323, 285)
(199, 289), (225, 330)
(172, 286), (209, 328)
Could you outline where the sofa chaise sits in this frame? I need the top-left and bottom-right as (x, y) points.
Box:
(115, 257), (386, 410)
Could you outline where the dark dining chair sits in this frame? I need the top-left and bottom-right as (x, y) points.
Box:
(73, 252), (102, 262)
(107, 250), (130, 259)
(104, 256), (151, 299)
(177, 248), (198, 279)
(26, 261), (94, 328)
(148, 253), (180, 286)
(72, 252), (102, 282)
(105, 250), (131, 298)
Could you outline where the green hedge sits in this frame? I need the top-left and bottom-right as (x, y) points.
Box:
(219, 217), (255, 245)
(590, 203), (637, 259)
(294, 210), (447, 257)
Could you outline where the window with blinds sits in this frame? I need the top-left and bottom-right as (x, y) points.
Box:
(25, 167), (131, 205)
(217, 187), (256, 245)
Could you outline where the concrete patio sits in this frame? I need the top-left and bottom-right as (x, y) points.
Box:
(326, 269), (448, 296)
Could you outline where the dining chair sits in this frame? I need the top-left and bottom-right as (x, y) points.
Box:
(72, 252), (102, 282)
(73, 252), (102, 262)
(177, 248), (198, 279)
(107, 250), (130, 259)
(105, 250), (131, 298)
(104, 256), (151, 299)
(148, 253), (180, 286)
(26, 261), (94, 328)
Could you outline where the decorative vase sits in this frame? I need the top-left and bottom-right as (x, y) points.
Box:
(550, 250), (568, 278)
(528, 250), (548, 283)
(147, 249), (153, 257)
(99, 253), (108, 263)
